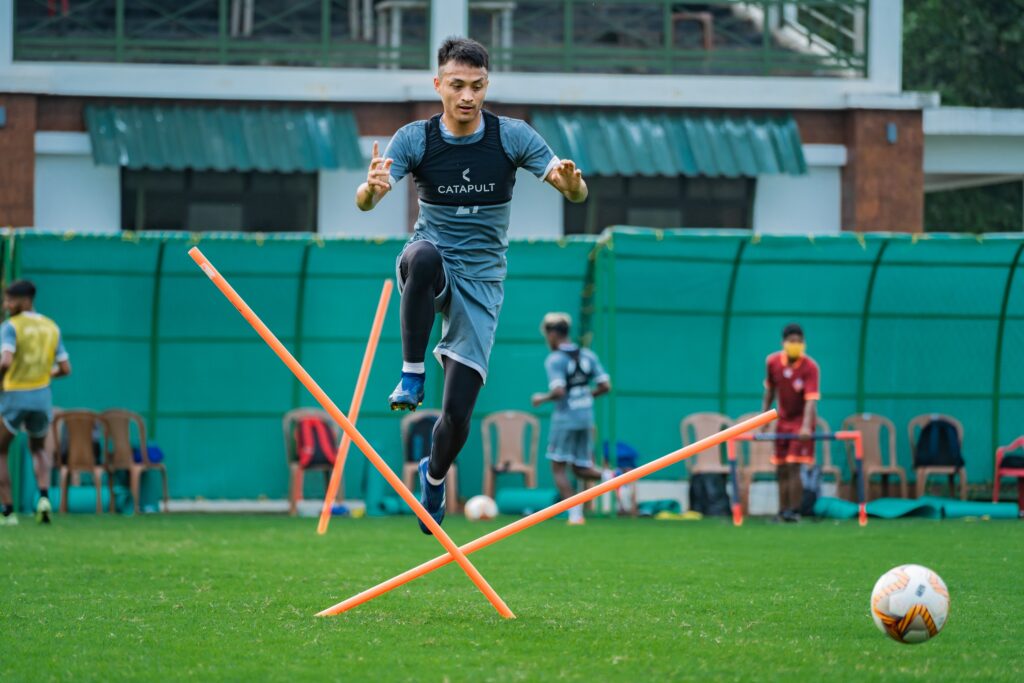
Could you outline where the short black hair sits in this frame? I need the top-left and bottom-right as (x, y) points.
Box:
(5, 280), (36, 299)
(437, 36), (489, 71)
(782, 323), (804, 339)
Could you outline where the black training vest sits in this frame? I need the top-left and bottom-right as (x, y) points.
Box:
(564, 347), (594, 390)
(412, 111), (517, 206)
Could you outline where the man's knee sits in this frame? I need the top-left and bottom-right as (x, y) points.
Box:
(404, 242), (443, 284)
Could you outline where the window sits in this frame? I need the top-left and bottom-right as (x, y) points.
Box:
(563, 176), (755, 235)
(121, 170), (318, 232)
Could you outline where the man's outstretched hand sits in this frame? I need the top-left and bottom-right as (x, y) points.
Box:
(356, 140), (393, 210)
(546, 159), (588, 203)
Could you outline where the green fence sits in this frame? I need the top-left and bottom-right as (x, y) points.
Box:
(3, 230), (595, 508)
(587, 228), (1024, 486)
(3, 228), (1022, 509)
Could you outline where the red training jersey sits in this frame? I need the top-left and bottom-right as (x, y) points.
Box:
(764, 351), (821, 423)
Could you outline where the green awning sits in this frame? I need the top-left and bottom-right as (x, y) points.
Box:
(532, 111), (806, 177)
(84, 104), (363, 172)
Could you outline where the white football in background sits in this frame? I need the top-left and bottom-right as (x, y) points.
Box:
(870, 564), (950, 644)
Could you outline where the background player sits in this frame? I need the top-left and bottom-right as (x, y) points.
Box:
(354, 37), (588, 533)
(0, 280), (72, 526)
(761, 323), (819, 523)
(531, 313), (611, 525)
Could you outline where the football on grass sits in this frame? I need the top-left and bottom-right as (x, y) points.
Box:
(464, 495), (498, 521)
(870, 564), (950, 644)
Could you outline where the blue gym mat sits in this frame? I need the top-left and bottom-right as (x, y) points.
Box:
(814, 496), (1020, 520)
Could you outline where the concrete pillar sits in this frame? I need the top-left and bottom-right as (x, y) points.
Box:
(0, 0), (14, 68)
(430, 0), (468, 66)
(867, 0), (903, 91)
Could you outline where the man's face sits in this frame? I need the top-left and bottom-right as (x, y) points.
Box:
(544, 329), (561, 350)
(3, 295), (29, 316)
(434, 62), (489, 124)
(783, 333), (805, 360)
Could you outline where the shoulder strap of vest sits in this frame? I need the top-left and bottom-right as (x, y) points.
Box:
(483, 110), (517, 166)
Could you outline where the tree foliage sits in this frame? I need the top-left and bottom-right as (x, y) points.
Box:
(904, 0), (1024, 232)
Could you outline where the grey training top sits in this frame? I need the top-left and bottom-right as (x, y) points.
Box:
(544, 343), (610, 430)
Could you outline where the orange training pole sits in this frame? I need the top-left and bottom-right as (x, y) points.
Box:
(317, 279), (392, 535)
(317, 409), (777, 617)
(188, 248), (514, 619)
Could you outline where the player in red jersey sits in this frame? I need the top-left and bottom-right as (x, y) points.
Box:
(762, 323), (820, 522)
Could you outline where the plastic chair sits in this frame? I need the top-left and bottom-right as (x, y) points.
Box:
(735, 411), (775, 514)
(102, 409), (169, 514)
(992, 436), (1024, 508)
(400, 411), (459, 514)
(816, 417), (843, 492)
(283, 408), (337, 516)
(481, 411), (539, 499)
(908, 413), (967, 500)
(54, 410), (107, 514)
(680, 412), (732, 475)
(841, 413), (907, 499)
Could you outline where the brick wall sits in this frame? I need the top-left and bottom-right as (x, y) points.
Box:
(842, 110), (924, 232)
(0, 95), (37, 227)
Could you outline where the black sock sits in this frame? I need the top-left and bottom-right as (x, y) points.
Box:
(2, 504), (13, 516)
(39, 489), (49, 500)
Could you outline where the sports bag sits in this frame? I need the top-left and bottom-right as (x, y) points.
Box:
(913, 419), (964, 469)
(295, 417), (337, 468)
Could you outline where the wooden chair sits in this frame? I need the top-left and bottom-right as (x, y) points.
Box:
(400, 411), (459, 514)
(481, 411), (539, 500)
(102, 409), (169, 514)
(680, 412), (733, 476)
(54, 410), (107, 514)
(816, 417), (843, 493)
(841, 413), (907, 499)
(908, 413), (967, 500)
(735, 411), (775, 514)
(992, 436), (1024, 509)
(283, 408), (337, 516)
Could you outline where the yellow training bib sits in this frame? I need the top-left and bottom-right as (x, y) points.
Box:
(4, 313), (61, 392)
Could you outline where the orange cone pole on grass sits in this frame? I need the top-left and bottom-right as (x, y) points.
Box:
(317, 279), (392, 535)
(188, 248), (515, 619)
(317, 409), (777, 617)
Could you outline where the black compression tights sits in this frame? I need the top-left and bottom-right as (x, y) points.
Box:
(399, 242), (482, 479)
(429, 356), (483, 480)
(399, 241), (446, 364)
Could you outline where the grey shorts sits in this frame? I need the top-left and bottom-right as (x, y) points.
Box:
(1, 403), (52, 439)
(396, 242), (503, 383)
(546, 426), (594, 468)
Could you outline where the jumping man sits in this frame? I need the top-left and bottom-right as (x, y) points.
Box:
(762, 323), (819, 523)
(531, 313), (610, 525)
(0, 280), (72, 525)
(355, 37), (588, 533)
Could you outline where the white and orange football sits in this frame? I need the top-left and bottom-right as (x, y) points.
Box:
(870, 564), (950, 644)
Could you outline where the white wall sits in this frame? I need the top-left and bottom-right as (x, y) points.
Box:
(508, 168), (562, 238)
(752, 144), (846, 235)
(34, 133), (120, 233)
(318, 136), (408, 237)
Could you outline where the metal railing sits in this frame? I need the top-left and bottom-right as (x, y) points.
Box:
(473, 0), (868, 77)
(13, 0), (431, 69)
(13, 0), (867, 77)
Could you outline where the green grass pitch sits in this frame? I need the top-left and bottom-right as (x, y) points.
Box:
(2, 514), (1022, 681)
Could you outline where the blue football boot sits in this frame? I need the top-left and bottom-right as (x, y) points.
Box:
(417, 456), (446, 535)
(388, 372), (425, 411)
